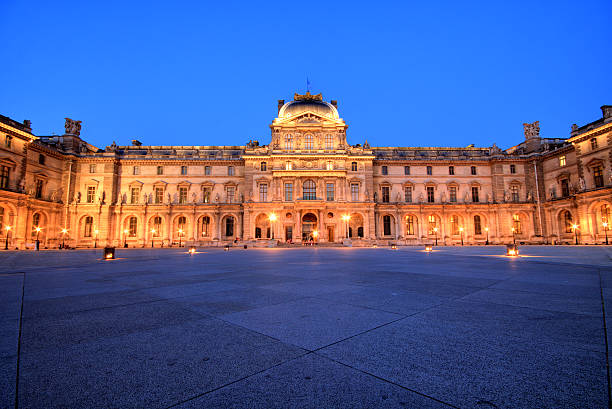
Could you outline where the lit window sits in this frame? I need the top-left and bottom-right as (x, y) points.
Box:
(406, 215), (414, 235)
(326, 161), (333, 170)
(326, 183), (335, 201)
(512, 214), (521, 234)
(177, 216), (186, 233)
(86, 186), (96, 203)
(304, 134), (313, 150)
(200, 216), (210, 237)
(285, 134), (294, 150)
(155, 187), (164, 204)
(202, 187), (211, 203)
(450, 215), (459, 235)
(285, 161), (293, 170)
(559, 156), (566, 167)
(428, 215), (437, 234)
(325, 134), (334, 150)
(31, 213), (41, 237)
(284, 183), (293, 201)
(128, 217), (138, 237)
(153, 217), (162, 236)
(259, 184), (268, 202)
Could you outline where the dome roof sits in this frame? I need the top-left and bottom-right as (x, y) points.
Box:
(278, 92), (339, 119)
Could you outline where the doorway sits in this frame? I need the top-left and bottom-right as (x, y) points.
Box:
(327, 226), (334, 242)
(302, 213), (317, 241)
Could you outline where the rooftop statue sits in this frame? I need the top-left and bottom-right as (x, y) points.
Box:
(64, 118), (82, 136)
(294, 91), (323, 101)
(523, 121), (540, 139)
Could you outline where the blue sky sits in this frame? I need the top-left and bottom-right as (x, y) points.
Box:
(1, 1), (610, 149)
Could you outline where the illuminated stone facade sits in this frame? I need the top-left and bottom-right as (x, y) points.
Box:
(0, 94), (611, 248)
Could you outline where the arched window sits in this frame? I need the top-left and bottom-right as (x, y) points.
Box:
(177, 216), (186, 232)
(406, 215), (415, 235)
(303, 180), (316, 200)
(153, 216), (162, 237)
(0, 207), (4, 230)
(128, 217), (137, 237)
(383, 215), (392, 236)
(563, 211), (573, 233)
(474, 215), (482, 235)
(450, 215), (459, 235)
(84, 216), (93, 237)
(225, 217), (234, 237)
(304, 134), (313, 150)
(201, 216), (210, 237)
(428, 215), (437, 234)
(32, 213), (41, 236)
(602, 205), (611, 225)
(512, 214), (521, 234)
(325, 134), (333, 150)
(285, 134), (293, 150)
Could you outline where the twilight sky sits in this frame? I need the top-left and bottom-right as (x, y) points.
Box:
(1, 1), (610, 149)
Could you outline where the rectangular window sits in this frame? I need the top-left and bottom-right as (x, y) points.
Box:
(326, 183), (335, 201)
(383, 215), (391, 236)
(304, 134), (313, 150)
(428, 215), (437, 234)
(0, 166), (9, 189)
(202, 187), (211, 203)
(5, 135), (12, 148)
(259, 184), (268, 202)
(351, 162), (357, 171)
(285, 161), (293, 170)
(471, 166), (477, 175)
(381, 186), (390, 203)
(285, 134), (294, 150)
(427, 186), (435, 203)
(179, 187), (188, 204)
(35, 179), (43, 199)
(404, 186), (412, 203)
(449, 166), (454, 175)
(157, 166), (164, 175)
(181, 166), (188, 175)
(260, 162), (267, 171)
(133, 166), (140, 175)
(226, 186), (235, 203)
(205, 166), (211, 175)
(594, 166), (604, 188)
(559, 156), (566, 167)
(228, 166), (235, 176)
(38, 154), (45, 165)
(325, 134), (333, 150)
(404, 166), (410, 175)
(591, 138), (598, 150)
(155, 187), (164, 204)
(382, 166), (388, 175)
(89, 164), (96, 173)
(561, 179), (570, 197)
(511, 185), (519, 202)
(510, 164), (516, 174)
(471, 186), (479, 203)
(406, 216), (414, 235)
(351, 183), (359, 201)
(130, 187), (140, 204)
(449, 186), (457, 202)
(426, 166), (432, 175)
(86, 186), (96, 203)
(326, 161), (333, 170)
(284, 183), (293, 201)
(129, 217), (137, 237)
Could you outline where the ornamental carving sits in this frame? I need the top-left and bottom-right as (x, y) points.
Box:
(294, 91), (323, 101)
(64, 118), (82, 136)
(523, 121), (540, 139)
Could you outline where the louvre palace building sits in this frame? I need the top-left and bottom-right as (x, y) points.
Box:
(0, 91), (611, 249)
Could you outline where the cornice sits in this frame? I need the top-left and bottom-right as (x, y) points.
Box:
(568, 122), (612, 144)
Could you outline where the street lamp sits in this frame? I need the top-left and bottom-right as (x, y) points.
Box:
(35, 226), (42, 251)
(511, 227), (516, 245)
(268, 213), (277, 239)
(4, 225), (12, 250)
(178, 228), (184, 247)
(433, 227), (438, 246)
(312, 230), (318, 242)
(123, 229), (128, 248)
(61, 228), (68, 249)
(341, 214), (351, 239)
(94, 229), (99, 248)
(485, 227), (489, 245)
(151, 228), (156, 248)
(572, 224), (579, 245)
(603, 222), (609, 245)
(459, 227), (464, 246)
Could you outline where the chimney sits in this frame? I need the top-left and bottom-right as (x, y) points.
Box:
(132, 139), (142, 146)
(601, 105), (612, 122)
(277, 100), (285, 114)
(331, 100), (338, 108)
(23, 120), (32, 131)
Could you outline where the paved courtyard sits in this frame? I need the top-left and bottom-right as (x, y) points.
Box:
(1, 246), (611, 408)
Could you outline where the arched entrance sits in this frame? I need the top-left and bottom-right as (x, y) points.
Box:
(302, 212), (318, 241)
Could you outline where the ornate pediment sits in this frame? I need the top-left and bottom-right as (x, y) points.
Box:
(296, 114), (322, 124)
(294, 91), (323, 102)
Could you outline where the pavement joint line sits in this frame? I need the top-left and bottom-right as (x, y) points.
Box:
(312, 353), (461, 409)
(13, 272), (25, 409)
(598, 269), (612, 409)
(163, 351), (314, 409)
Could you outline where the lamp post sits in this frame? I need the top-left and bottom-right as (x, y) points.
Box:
(35, 226), (42, 251)
(178, 228), (183, 247)
(485, 227), (489, 245)
(123, 229), (128, 248)
(342, 214), (351, 239)
(603, 222), (609, 245)
(459, 227), (464, 246)
(94, 229), (99, 248)
(268, 213), (277, 239)
(61, 228), (68, 249)
(511, 227), (516, 245)
(433, 227), (438, 246)
(151, 228), (156, 248)
(4, 225), (12, 250)
(312, 230), (318, 242)
(572, 224), (579, 245)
